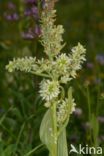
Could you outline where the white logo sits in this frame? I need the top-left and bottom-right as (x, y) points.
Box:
(69, 144), (79, 154)
(69, 144), (102, 155)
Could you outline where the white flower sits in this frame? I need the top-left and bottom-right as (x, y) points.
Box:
(55, 53), (70, 73)
(57, 98), (76, 125)
(70, 98), (76, 114)
(57, 99), (69, 125)
(37, 58), (52, 73)
(6, 57), (37, 73)
(69, 43), (86, 78)
(41, 10), (65, 57)
(44, 101), (51, 108)
(39, 79), (60, 101)
(60, 74), (72, 84)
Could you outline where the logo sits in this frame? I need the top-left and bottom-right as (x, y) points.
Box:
(69, 144), (102, 155)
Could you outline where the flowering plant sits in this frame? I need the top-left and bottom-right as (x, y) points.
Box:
(6, 0), (86, 156)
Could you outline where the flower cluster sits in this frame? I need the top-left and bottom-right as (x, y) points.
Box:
(21, 0), (42, 40)
(6, 0), (86, 127)
(3, 0), (45, 40)
(69, 43), (86, 78)
(6, 57), (37, 73)
(6, 43), (86, 82)
(41, 10), (65, 57)
(4, 2), (19, 21)
(39, 79), (60, 102)
(57, 98), (76, 125)
(24, 0), (39, 19)
(21, 25), (41, 40)
(96, 54), (104, 65)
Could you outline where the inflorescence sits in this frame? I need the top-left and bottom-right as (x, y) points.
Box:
(6, 0), (86, 126)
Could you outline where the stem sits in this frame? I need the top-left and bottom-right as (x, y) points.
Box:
(51, 103), (58, 156)
(24, 144), (44, 156)
(30, 71), (50, 78)
(86, 86), (93, 145)
(96, 84), (100, 116)
(86, 86), (91, 121)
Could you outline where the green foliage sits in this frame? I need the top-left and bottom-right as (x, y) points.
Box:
(0, 0), (104, 156)
(0, 143), (16, 156)
(40, 108), (69, 156)
(40, 110), (53, 155)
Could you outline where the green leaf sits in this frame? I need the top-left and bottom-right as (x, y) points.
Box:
(39, 109), (53, 154)
(40, 88), (73, 156)
(57, 87), (73, 156)
(11, 107), (23, 121)
(58, 129), (68, 156)
(91, 114), (99, 147)
(24, 144), (44, 156)
(58, 87), (73, 136)
(2, 144), (16, 156)
(40, 110), (69, 156)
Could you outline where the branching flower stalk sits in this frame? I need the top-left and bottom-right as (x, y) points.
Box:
(6, 0), (86, 156)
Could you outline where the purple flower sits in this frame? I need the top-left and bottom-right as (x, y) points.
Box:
(82, 122), (91, 130)
(4, 14), (12, 20)
(41, 0), (46, 9)
(96, 54), (104, 65)
(24, 6), (39, 19)
(24, 8), (32, 16)
(21, 25), (41, 40)
(7, 2), (16, 10)
(4, 13), (19, 21)
(31, 6), (39, 19)
(94, 78), (101, 85)
(99, 135), (104, 142)
(74, 108), (82, 117)
(98, 116), (104, 123)
(86, 62), (94, 69)
(34, 25), (41, 36)
(12, 13), (19, 20)
(21, 31), (34, 40)
(25, 0), (37, 4)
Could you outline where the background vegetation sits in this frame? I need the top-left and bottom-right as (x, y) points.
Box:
(0, 0), (104, 155)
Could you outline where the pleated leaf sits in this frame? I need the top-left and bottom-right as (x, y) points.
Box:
(39, 87), (73, 156)
(39, 109), (53, 154)
(58, 129), (68, 156)
(57, 87), (73, 156)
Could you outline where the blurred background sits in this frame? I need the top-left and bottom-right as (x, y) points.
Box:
(0, 0), (104, 155)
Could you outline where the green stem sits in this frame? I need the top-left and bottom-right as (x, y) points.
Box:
(96, 85), (100, 116)
(86, 86), (93, 145)
(86, 86), (91, 121)
(58, 116), (69, 137)
(24, 144), (44, 156)
(30, 71), (50, 78)
(51, 103), (58, 156)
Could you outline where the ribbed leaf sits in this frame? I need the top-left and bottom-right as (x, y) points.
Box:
(57, 87), (73, 156)
(58, 129), (68, 156)
(39, 109), (53, 154)
(40, 110), (69, 156)
(40, 87), (73, 156)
